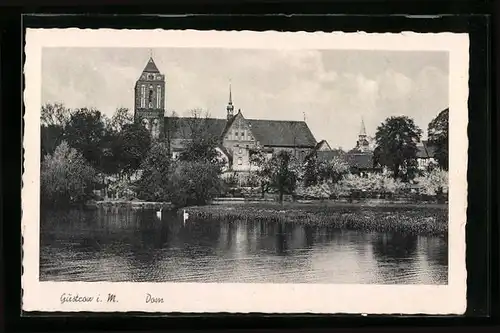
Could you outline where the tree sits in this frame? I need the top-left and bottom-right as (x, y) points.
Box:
(373, 116), (422, 181)
(339, 172), (402, 194)
(98, 129), (121, 176)
(303, 152), (319, 186)
(115, 122), (151, 178)
(178, 109), (222, 166)
(427, 108), (449, 170)
(415, 168), (448, 196)
(317, 156), (350, 184)
(41, 102), (71, 128)
(262, 151), (299, 203)
(249, 147), (271, 197)
(168, 161), (223, 207)
(136, 142), (172, 202)
(303, 151), (349, 187)
(41, 141), (97, 207)
(164, 110), (179, 157)
(109, 107), (134, 132)
(40, 103), (72, 160)
(63, 108), (107, 169)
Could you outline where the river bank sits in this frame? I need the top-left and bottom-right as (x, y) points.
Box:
(85, 200), (173, 210)
(85, 197), (447, 210)
(183, 202), (448, 236)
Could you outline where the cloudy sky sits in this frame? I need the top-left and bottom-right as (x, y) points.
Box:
(42, 47), (448, 150)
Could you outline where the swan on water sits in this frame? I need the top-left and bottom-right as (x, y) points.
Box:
(183, 210), (189, 222)
(156, 207), (163, 219)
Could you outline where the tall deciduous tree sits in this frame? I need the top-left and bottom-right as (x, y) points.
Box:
(168, 161), (223, 207)
(63, 108), (107, 169)
(373, 116), (422, 181)
(165, 110), (179, 157)
(40, 103), (72, 160)
(427, 108), (449, 170)
(262, 151), (299, 203)
(303, 152), (319, 187)
(318, 157), (350, 184)
(41, 102), (71, 127)
(110, 107), (134, 132)
(41, 141), (97, 207)
(179, 109), (222, 166)
(136, 142), (172, 202)
(115, 122), (151, 178)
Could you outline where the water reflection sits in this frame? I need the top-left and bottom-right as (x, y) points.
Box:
(40, 208), (448, 284)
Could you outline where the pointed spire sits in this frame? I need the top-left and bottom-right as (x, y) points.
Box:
(226, 80), (234, 120)
(360, 117), (367, 136)
(143, 55), (160, 73)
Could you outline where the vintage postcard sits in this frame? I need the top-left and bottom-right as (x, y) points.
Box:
(22, 28), (469, 314)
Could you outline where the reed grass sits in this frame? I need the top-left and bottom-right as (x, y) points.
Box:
(183, 202), (448, 236)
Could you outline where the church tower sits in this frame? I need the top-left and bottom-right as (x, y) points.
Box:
(355, 117), (370, 152)
(226, 82), (234, 120)
(134, 56), (165, 140)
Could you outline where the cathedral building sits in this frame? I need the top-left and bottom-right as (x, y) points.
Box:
(134, 56), (318, 173)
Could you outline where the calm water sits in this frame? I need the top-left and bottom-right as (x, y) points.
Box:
(40, 207), (448, 284)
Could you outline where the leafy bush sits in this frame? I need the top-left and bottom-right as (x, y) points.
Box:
(303, 154), (350, 186)
(317, 157), (350, 183)
(108, 177), (136, 200)
(222, 172), (239, 187)
(260, 151), (299, 203)
(295, 182), (332, 199)
(414, 168), (449, 195)
(168, 161), (223, 207)
(136, 142), (172, 202)
(41, 141), (97, 207)
(339, 173), (403, 194)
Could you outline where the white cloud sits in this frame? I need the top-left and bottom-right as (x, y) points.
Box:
(42, 48), (448, 150)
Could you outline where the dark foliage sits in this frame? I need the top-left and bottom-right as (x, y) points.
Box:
(373, 116), (422, 181)
(427, 108), (449, 170)
(63, 108), (107, 169)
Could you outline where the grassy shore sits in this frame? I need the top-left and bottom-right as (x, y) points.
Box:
(86, 200), (173, 210)
(184, 202), (448, 236)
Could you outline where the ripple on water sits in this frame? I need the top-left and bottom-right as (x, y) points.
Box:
(40, 209), (449, 284)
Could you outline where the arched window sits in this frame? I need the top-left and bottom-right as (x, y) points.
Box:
(140, 85), (145, 108)
(148, 85), (154, 108)
(156, 85), (161, 108)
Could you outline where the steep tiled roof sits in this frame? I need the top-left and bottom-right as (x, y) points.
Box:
(165, 116), (317, 148)
(143, 57), (160, 73)
(165, 117), (227, 142)
(247, 119), (317, 147)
